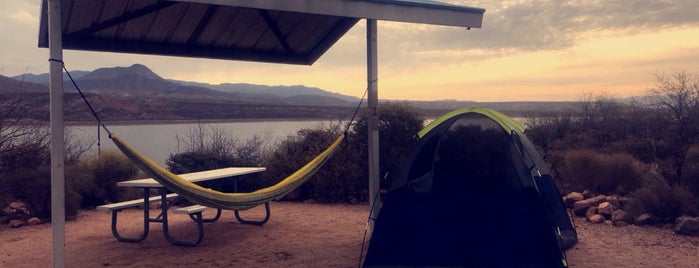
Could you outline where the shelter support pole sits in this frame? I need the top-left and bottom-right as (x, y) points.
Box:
(367, 19), (380, 234)
(48, 0), (66, 267)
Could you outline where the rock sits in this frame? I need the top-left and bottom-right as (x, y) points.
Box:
(9, 219), (25, 228)
(613, 221), (629, 227)
(603, 195), (621, 208)
(597, 202), (615, 217)
(27, 217), (41, 225)
(563, 192), (584, 208)
(674, 216), (699, 236)
(572, 195), (606, 216)
(582, 190), (593, 199)
(634, 213), (657, 225)
(589, 214), (605, 223)
(604, 220), (614, 225)
(585, 206), (598, 220)
(611, 209), (632, 223)
(3, 201), (32, 216)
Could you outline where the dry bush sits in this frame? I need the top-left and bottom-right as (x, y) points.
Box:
(684, 145), (699, 194)
(67, 150), (141, 207)
(560, 149), (647, 194)
(628, 177), (698, 222)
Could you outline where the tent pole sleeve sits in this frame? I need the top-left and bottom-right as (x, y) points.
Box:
(48, 0), (66, 267)
(367, 19), (380, 233)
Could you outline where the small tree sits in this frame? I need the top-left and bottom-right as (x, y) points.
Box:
(647, 71), (699, 184)
(352, 101), (425, 187)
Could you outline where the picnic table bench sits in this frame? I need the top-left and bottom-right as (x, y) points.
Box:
(97, 167), (266, 246)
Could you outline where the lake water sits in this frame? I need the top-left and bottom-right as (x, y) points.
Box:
(71, 120), (333, 166)
(70, 117), (528, 166)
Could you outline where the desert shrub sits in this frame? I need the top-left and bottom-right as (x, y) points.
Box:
(684, 145), (699, 195)
(310, 142), (366, 203)
(67, 150), (141, 207)
(1, 166), (81, 219)
(559, 149), (647, 194)
(262, 126), (342, 201)
(166, 125), (272, 192)
(628, 177), (698, 222)
(352, 102), (425, 188)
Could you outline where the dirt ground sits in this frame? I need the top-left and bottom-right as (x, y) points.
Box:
(1, 201), (697, 267)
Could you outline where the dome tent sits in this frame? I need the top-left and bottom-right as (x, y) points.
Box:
(363, 107), (577, 267)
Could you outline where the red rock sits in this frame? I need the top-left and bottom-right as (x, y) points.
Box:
(573, 195), (606, 216)
(589, 214), (605, 223)
(603, 195), (621, 208)
(674, 217), (699, 236)
(27, 217), (41, 225)
(585, 206), (598, 220)
(563, 192), (584, 208)
(9, 219), (25, 228)
(634, 213), (657, 225)
(597, 202), (615, 217)
(611, 209), (632, 223)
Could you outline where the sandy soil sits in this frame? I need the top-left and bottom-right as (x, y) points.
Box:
(2, 202), (698, 267)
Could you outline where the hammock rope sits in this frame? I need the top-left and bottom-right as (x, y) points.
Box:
(58, 61), (361, 210)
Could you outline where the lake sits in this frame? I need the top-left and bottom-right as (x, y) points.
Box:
(70, 120), (334, 166)
(70, 117), (528, 166)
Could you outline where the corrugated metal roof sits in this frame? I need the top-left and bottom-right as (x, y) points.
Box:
(38, 0), (484, 65)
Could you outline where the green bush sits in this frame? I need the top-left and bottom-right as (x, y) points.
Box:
(166, 128), (271, 193)
(310, 143), (366, 203)
(67, 150), (141, 207)
(352, 102), (425, 189)
(683, 145), (699, 195)
(628, 178), (698, 222)
(1, 166), (81, 219)
(262, 127), (342, 201)
(560, 149), (646, 194)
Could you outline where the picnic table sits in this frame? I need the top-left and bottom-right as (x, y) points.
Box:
(97, 167), (266, 246)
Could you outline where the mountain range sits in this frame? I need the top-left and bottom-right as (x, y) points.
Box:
(2, 64), (576, 122)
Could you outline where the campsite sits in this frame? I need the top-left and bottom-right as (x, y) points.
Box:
(2, 0), (699, 267)
(1, 202), (698, 267)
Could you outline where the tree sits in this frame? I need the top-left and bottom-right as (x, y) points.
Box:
(352, 102), (425, 188)
(648, 70), (699, 184)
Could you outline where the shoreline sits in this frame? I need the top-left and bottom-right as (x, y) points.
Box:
(64, 117), (338, 126)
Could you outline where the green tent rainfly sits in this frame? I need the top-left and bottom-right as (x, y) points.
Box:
(363, 107), (578, 267)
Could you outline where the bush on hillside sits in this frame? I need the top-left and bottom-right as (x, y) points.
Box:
(166, 126), (272, 192)
(352, 102), (425, 189)
(1, 166), (81, 219)
(559, 149), (646, 194)
(262, 126), (342, 201)
(628, 177), (698, 222)
(67, 150), (141, 207)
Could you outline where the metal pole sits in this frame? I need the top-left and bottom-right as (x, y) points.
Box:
(366, 19), (380, 233)
(48, 0), (66, 267)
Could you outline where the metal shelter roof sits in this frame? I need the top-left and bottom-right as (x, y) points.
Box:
(39, 0), (484, 65)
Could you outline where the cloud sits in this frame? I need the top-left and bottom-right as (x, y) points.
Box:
(389, 0), (699, 52)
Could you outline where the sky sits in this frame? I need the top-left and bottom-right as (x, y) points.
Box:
(1, 0), (698, 102)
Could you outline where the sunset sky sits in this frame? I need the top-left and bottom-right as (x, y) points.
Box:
(1, 0), (698, 102)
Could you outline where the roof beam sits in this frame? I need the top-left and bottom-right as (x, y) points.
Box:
(187, 5), (219, 45)
(258, 10), (293, 52)
(60, 37), (311, 64)
(168, 0), (484, 28)
(67, 1), (175, 37)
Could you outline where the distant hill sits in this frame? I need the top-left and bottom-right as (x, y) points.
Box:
(16, 64), (357, 106)
(173, 80), (359, 104)
(12, 71), (90, 85)
(2, 63), (580, 121)
(0, 75), (48, 93)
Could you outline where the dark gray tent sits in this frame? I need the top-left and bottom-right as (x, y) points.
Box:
(363, 107), (577, 268)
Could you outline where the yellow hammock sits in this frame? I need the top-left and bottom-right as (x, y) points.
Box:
(110, 133), (345, 211)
